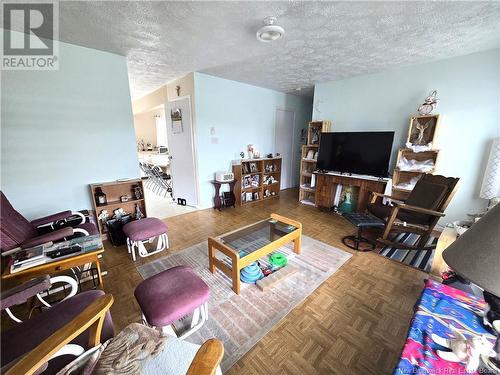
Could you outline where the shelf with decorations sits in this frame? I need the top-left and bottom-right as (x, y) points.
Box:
(89, 179), (147, 239)
(232, 157), (282, 206)
(299, 121), (332, 205)
(392, 114), (441, 200)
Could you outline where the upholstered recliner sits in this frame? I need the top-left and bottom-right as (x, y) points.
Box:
(0, 191), (98, 252)
(3, 292), (224, 375)
(0, 275), (114, 374)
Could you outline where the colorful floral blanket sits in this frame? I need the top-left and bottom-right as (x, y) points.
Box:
(394, 279), (496, 374)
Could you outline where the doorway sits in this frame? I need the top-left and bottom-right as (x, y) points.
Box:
(275, 108), (296, 190)
(165, 96), (199, 206)
(133, 103), (197, 219)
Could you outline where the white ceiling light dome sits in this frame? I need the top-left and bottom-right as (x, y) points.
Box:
(256, 16), (285, 43)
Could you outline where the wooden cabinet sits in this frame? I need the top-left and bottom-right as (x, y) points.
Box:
(314, 174), (336, 208)
(314, 173), (387, 212)
(232, 157), (282, 206)
(89, 179), (147, 238)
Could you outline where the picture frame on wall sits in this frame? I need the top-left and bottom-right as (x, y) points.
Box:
(170, 108), (183, 134)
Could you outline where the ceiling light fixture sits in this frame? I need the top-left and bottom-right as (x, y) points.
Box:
(256, 16), (285, 43)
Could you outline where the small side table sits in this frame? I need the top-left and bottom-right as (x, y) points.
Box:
(341, 212), (385, 251)
(210, 180), (236, 211)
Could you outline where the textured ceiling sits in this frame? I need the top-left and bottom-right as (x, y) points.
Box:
(53, 1), (500, 99)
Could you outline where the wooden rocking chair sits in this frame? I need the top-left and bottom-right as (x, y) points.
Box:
(367, 174), (460, 251)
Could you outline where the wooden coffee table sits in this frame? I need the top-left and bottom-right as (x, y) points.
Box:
(207, 213), (302, 294)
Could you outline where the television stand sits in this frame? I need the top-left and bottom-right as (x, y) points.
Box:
(314, 171), (389, 212)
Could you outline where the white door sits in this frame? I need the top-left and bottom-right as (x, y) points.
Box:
(275, 108), (295, 190)
(165, 96), (198, 206)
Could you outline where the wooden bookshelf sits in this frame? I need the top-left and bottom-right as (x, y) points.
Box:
(232, 157), (282, 206)
(89, 178), (147, 238)
(299, 120), (332, 205)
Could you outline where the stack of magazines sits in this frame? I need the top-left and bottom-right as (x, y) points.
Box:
(11, 244), (50, 273)
(10, 235), (103, 274)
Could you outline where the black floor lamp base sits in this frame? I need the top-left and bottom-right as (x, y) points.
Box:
(342, 235), (376, 252)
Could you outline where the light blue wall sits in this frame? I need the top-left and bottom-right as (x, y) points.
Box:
(194, 72), (312, 208)
(1, 39), (139, 219)
(312, 49), (500, 223)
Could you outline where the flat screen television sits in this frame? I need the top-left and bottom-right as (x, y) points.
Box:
(316, 131), (394, 177)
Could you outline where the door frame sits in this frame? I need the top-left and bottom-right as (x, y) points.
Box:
(274, 107), (297, 189)
(165, 95), (200, 207)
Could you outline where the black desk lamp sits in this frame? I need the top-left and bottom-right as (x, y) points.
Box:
(443, 203), (500, 370)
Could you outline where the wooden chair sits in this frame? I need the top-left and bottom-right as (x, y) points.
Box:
(367, 174), (459, 251)
(6, 294), (224, 375)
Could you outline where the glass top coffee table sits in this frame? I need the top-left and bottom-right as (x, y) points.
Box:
(208, 214), (302, 294)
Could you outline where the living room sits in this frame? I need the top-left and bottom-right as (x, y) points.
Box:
(1, 2), (500, 374)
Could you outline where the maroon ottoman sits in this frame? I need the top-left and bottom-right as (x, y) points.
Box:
(135, 266), (210, 339)
(123, 218), (168, 261)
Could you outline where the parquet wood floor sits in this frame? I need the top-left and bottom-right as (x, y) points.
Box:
(103, 189), (427, 374)
(2, 189), (428, 374)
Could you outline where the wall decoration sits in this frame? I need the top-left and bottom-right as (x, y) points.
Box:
(408, 116), (438, 146)
(418, 90), (439, 115)
(170, 108), (183, 134)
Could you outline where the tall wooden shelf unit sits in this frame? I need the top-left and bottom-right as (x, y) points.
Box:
(89, 179), (147, 238)
(392, 115), (441, 200)
(232, 157), (282, 206)
(299, 120), (332, 205)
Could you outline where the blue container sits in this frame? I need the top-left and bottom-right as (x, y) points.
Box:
(240, 262), (264, 284)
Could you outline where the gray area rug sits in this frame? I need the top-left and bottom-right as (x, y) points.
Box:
(137, 235), (351, 372)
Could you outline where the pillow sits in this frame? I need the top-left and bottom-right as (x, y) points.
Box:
(55, 323), (165, 375)
(92, 323), (166, 375)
